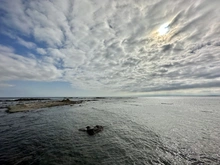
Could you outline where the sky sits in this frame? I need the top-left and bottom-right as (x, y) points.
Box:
(0, 0), (220, 97)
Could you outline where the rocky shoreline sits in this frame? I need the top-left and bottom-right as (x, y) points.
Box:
(6, 99), (95, 113)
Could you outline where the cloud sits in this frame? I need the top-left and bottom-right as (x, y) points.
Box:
(0, 0), (220, 95)
(0, 45), (63, 82)
(36, 48), (47, 55)
(0, 83), (14, 88)
(17, 37), (36, 49)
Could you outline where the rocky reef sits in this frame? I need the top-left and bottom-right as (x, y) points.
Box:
(6, 99), (95, 113)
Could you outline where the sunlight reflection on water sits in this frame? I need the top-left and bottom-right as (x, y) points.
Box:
(0, 97), (220, 165)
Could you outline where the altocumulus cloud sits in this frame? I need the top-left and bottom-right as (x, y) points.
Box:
(0, 0), (220, 95)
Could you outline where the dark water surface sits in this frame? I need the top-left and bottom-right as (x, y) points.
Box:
(0, 97), (220, 165)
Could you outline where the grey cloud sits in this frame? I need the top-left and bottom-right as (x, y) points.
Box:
(0, 0), (220, 94)
(161, 44), (172, 52)
(139, 81), (220, 93)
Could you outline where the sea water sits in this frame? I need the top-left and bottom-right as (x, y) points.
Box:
(0, 97), (219, 165)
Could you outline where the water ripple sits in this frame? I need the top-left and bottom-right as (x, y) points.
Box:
(0, 98), (220, 165)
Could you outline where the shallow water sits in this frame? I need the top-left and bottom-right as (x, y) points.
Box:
(0, 97), (220, 165)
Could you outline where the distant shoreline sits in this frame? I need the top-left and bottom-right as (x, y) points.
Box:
(6, 99), (96, 113)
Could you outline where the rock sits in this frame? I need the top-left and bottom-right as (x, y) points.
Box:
(15, 98), (50, 101)
(79, 125), (104, 135)
(6, 99), (93, 113)
(61, 98), (70, 102)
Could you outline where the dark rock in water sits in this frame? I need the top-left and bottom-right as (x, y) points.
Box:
(15, 98), (50, 101)
(61, 98), (70, 102)
(79, 125), (103, 135)
(94, 97), (106, 99)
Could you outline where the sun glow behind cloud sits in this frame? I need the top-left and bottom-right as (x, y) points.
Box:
(158, 23), (169, 35)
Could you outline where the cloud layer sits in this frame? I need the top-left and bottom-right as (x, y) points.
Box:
(0, 0), (220, 95)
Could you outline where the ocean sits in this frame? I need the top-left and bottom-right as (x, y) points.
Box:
(0, 97), (219, 165)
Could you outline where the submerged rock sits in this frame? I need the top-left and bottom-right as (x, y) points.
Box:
(79, 125), (104, 135)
